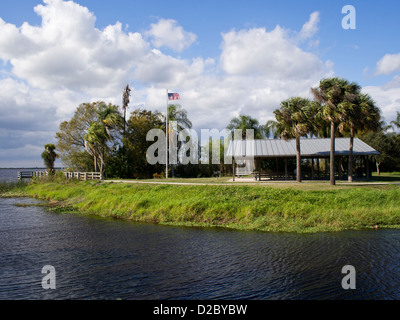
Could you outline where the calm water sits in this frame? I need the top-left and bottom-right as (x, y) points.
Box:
(0, 168), (25, 182)
(1, 195), (400, 300)
(0, 168), (60, 183)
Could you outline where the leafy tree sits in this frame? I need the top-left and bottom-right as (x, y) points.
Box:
(227, 114), (264, 139)
(56, 102), (98, 171)
(41, 144), (59, 173)
(274, 97), (312, 183)
(56, 102), (122, 173)
(113, 109), (164, 179)
(361, 131), (400, 174)
(311, 77), (361, 185)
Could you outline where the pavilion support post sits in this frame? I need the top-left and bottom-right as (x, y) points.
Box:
(364, 155), (367, 178)
(317, 158), (320, 179)
(285, 158), (288, 179)
(325, 158), (328, 178)
(365, 156), (371, 179)
(254, 158), (258, 181)
(259, 158), (262, 181)
(311, 158), (314, 180)
(339, 157), (343, 180)
(232, 157), (235, 182)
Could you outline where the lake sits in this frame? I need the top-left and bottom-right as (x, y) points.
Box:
(0, 168), (60, 183)
(1, 194), (400, 300)
(0, 168), (26, 182)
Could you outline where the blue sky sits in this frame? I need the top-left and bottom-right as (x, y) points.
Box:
(0, 0), (399, 167)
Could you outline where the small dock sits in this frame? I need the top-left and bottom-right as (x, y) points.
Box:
(18, 171), (48, 181)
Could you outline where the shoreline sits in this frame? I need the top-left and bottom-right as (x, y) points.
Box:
(3, 178), (400, 233)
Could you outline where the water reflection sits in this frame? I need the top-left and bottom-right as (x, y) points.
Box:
(1, 196), (400, 300)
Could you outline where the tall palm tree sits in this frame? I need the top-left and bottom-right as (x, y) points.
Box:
(122, 85), (131, 133)
(84, 122), (108, 173)
(264, 120), (279, 139)
(274, 97), (311, 183)
(167, 104), (193, 132)
(338, 93), (381, 181)
(390, 111), (400, 132)
(41, 144), (59, 174)
(84, 102), (123, 173)
(311, 77), (361, 185)
(308, 101), (329, 138)
(164, 104), (193, 177)
(339, 94), (381, 182)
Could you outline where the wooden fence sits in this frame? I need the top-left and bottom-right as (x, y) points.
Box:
(18, 171), (103, 181)
(64, 172), (103, 181)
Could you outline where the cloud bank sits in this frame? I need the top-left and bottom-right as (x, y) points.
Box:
(0, 1), (335, 167)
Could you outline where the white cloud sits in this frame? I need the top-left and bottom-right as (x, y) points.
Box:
(219, 25), (329, 80)
(0, 0), (150, 97)
(298, 11), (320, 41)
(366, 51), (400, 123)
(375, 52), (400, 75)
(145, 18), (197, 52)
(363, 82), (400, 123)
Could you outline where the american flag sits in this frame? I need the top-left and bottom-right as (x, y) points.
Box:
(168, 93), (180, 100)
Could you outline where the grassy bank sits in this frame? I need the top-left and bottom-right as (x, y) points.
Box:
(3, 177), (400, 233)
(0, 181), (29, 196)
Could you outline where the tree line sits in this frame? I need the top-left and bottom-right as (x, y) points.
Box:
(49, 78), (400, 182)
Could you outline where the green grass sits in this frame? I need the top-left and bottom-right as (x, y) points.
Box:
(369, 172), (400, 183)
(5, 176), (400, 233)
(0, 181), (29, 197)
(112, 176), (233, 184)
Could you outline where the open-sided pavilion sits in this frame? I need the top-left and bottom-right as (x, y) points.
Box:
(226, 138), (380, 181)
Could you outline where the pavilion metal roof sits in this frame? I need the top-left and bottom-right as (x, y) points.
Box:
(226, 138), (380, 158)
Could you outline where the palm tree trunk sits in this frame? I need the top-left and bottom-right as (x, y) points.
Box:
(296, 136), (301, 183)
(348, 127), (354, 182)
(101, 148), (105, 175)
(330, 121), (336, 186)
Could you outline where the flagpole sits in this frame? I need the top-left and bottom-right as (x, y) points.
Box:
(166, 89), (169, 179)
